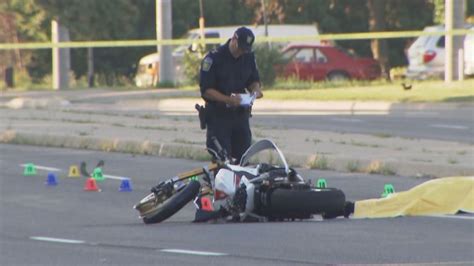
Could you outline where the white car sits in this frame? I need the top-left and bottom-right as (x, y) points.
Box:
(406, 25), (474, 79)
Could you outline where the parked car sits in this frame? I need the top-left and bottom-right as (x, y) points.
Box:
(134, 24), (320, 87)
(406, 24), (474, 79)
(277, 44), (381, 81)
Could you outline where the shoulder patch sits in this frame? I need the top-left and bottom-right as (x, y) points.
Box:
(202, 56), (213, 72)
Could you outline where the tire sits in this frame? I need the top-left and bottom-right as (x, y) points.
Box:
(327, 71), (350, 82)
(267, 187), (345, 219)
(143, 180), (201, 224)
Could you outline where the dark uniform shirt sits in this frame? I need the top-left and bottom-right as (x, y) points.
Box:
(199, 39), (260, 108)
(199, 39), (260, 162)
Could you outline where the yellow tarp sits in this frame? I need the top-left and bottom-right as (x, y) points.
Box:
(354, 176), (474, 218)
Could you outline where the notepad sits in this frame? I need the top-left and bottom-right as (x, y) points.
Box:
(239, 93), (256, 107)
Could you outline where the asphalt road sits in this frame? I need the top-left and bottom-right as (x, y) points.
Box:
(252, 112), (474, 143)
(1, 144), (473, 266)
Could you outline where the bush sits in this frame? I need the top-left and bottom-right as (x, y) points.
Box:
(182, 43), (287, 88)
(182, 49), (203, 85)
(253, 44), (287, 87)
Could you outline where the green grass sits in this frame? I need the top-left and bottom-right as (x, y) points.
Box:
(346, 160), (361, 172)
(6, 72), (473, 103)
(263, 79), (474, 102)
(309, 155), (329, 170)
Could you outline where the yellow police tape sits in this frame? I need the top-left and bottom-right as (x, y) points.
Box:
(354, 176), (474, 218)
(0, 29), (471, 50)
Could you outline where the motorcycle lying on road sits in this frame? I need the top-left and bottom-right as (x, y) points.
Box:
(134, 138), (347, 224)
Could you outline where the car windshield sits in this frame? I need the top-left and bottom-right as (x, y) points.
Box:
(282, 48), (299, 61)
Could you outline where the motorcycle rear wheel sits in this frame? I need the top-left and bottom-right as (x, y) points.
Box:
(141, 180), (201, 224)
(267, 187), (346, 220)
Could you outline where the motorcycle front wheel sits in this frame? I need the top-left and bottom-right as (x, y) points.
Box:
(136, 180), (201, 224)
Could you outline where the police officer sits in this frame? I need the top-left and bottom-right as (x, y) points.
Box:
(199, 27), (263, 163)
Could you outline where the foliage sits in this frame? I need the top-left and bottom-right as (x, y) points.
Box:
(346, 160), (361, 173)
(182, 49), (202, 86)
(173, 0), (253, 37)
(432, 0), (445, 24)
(4, 0), (474, 89)
(366, 160), (396, 175)
(253, 44), (287, 87)
(181, 40), (218, 86)
(309, 155), (329, 170)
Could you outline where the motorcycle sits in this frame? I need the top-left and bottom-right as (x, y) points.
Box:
(133, 138), (347, 224)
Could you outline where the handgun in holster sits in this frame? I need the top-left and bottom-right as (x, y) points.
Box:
(195, 104), (207, 130)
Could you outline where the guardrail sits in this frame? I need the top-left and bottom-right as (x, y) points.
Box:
(0, 29), (471, 50)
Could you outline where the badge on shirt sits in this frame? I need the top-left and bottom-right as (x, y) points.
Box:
(202, 57), (213, 72)
(247, 36), (253, 44)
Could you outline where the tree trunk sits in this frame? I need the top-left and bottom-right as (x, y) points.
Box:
(367, 0), (390, 80)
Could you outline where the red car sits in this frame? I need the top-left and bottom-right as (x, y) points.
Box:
(277, 44), (381, 81)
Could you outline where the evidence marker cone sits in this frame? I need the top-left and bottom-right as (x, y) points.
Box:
(119, 178), (133, 192)
(316, 178), (327, 189)
(68, 165), (80, 178)
(381, 183), (395, 198)
(84, 177), (101, 192)
(24, 163), (37, 176)
(92, 167), (104, 182)
(45, 172), (58, 186)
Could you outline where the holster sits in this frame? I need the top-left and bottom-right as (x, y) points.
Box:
(195, 104), (207, 130)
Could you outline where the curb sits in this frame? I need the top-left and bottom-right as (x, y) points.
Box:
(134, 98), (474, 114)
(2, 96), (473, 113)
(2, 130), (472, 178)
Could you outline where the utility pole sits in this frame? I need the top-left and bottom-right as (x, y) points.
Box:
(198, 0), (205, 53)
(156, 0), (173, 85)
(199, 0), (205, 40)
(261, 0), (270, 48)
(52, 20), (70, 90)
(445, 0), (465, 82)
(87, 47), (94, 87)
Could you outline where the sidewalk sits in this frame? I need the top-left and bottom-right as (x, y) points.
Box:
(1, 89), (473, 177)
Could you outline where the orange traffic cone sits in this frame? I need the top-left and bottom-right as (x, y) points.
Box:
(84, 177), (101, 192)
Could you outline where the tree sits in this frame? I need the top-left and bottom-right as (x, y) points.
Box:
(2, 0), (450, 86)
(367, 0), (390, 80)
(34, 0), (142, 84)
(432, 0), (445, 24)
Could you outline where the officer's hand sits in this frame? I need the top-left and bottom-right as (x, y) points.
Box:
(227, 94), (241, 107)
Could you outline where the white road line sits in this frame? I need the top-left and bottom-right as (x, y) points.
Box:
(103, 174), (127, 180)
(30, 236), (85, 244)
(160, 249), (228, 256)
(430, 124), (469, 130)
(20, 164), (61, 172)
